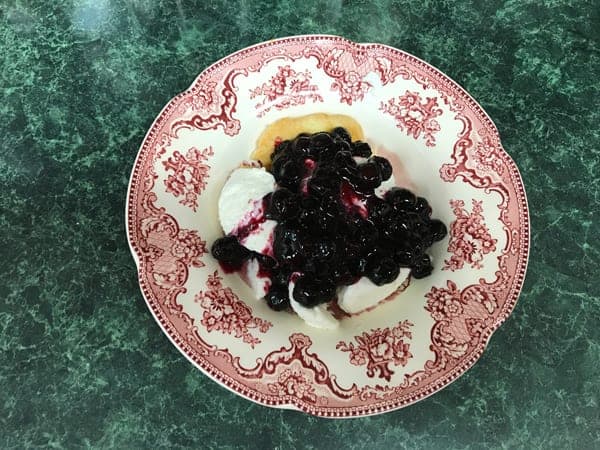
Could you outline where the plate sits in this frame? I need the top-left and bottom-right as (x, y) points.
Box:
(126, 35), (529, 417)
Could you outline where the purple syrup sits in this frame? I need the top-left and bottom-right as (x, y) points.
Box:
(300, 158), (317, 195)
(340, 180), (368, 219)
(256, 262), (272, 279)
(218, 261), (242, 274)
(231, 197), (269, 242)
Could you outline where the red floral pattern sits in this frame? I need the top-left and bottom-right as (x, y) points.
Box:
(194, 271), (272, 348)
(332, 71), (372, 105)
(354, 279), (500, 402)
(337, 321), (413, 381)
(186, 80), (218, 112)
(134, 166), (208, 316)
(267, 367), (318, 403)
(380, 91), (443, 147)
(425, 280), (465, 322)
(145, 225), (206, 291)
(232, 333), (356, 402)
(425, 281), (498, 365)
(170, 229), (206, 267)
(249, 65), (323, 117)
(474, 134), (504, 175)
(172, 71), (240, 137)
(303, 46), (376, 105)
(444, 199), (497, 271)
(162, 146), (213, 211)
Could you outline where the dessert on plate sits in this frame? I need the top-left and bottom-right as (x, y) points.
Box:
(212, 113), (447, 329)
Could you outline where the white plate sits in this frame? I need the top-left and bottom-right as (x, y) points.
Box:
(126, 35), (529, 417)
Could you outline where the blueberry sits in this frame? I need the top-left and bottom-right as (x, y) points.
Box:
(429, 219), (447, 242)
(367, 257), (400, 286)
(348, 256), (369, 276)
(368, 199), (393, 224)
(413, 197), (432, 218)
(411, 254), (433, 279)
(253, 252), (277, 270)
(292, 135), (312, 157)
(316, 279), (337, 302)
(273, 227), (304, 266)
(211, 236), (251, 266)
(267, 188), (299, 220)
(364, 246), (391, 264)
(310, 132), (334, 149)
(394, 249), (413, 266)
(301, 196), (319, 209)
(406, 215), (429, 242)
(420, 233), (434, 249)
(355, 161), (382, 190)
(332, 127), (352, 142)
(385, 187), (417, 211)
(271, 269), (290, 286)
(412, 214), (429, 232)
(261, 130), (446, 305)
(351, 141), (372, 158)
(334, 139), (352, 154)
(331, 265), (356, 285)
(317, 146), (337, 163)
(312, 239), (336, 261)
(301, 259), (317, 274)
(314, 164), (337, 179)
(340, 242), (361, 258)
(273, 159), (301, 187)
(313, 260), (333, 275)
(334, 150), (355, 170)
(272, 140), (291, 159)
(265, 284), (290, 311)
(293, 276), (335, 307)
(298, 206), (320, 233)
(370, 156), (393, 181)
(320, 195), (341, 214)
(352, 219), (378, 247)
(383, 217), (411, 241)
(271, 152), (289, 177)
(318, 211), (338, 235)
(307, 177), (332, 197)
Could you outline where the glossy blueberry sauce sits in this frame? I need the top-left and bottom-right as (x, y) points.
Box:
(212, 128), (447, 311)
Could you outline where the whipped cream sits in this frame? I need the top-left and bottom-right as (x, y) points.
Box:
(242, 258), (271, 299)
(338, 268), (410, 314)
(218, 167), (275, 235)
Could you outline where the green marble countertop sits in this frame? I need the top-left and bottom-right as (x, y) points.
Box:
(1, 1), (598, 448)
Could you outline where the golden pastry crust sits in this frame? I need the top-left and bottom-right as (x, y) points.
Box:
(251, 113), (364, 167)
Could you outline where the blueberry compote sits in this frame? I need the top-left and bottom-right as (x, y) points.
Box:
(212, 128), (447, 311)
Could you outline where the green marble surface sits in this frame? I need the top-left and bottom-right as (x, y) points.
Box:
(1, 0), (598, 448)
